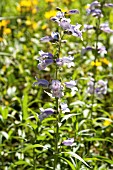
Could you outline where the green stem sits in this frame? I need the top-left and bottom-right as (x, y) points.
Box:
(53, 31), (64, 170)
(54, 97), (59, 170)
(33, 129), (37, 170)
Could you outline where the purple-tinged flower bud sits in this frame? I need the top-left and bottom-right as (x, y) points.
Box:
(40, 32), (59, 43)
(40, 36), (53, 42)
(81, 46), (93, 55)
(62, 138), (74, 146)
(69, 24), (83, 40)
(65, 80), (76, 89)
(104, 3), (113, 7)
(33, 78), (49, 88)
(39, 50), (53, 59)
(84, 24), (94, 30)
(39, 108), (54, 121)
(50, 17), (59, 23)
(90, 1), (100, 9)
(87, 79), (95, 94)
(68, 9), (79, 14)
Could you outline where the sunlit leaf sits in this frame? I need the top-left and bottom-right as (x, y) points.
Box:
(61, 152), (91, 168)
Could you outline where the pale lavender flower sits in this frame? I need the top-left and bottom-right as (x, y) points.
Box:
(39, 50), (53, 59)
(51, 80), (64, 98)
(60, 103), (70, 113)
(95, 80), (107, 95)
(89, 9), (102, 17)
(40, 32), (59, 42)
(86, 1), (102, 17)
(98, 46), (107, 55)
(100, 23), (113, 34)
(87, 79), (107, 96)
(33, 78), (49, 88)
(40, 36), (53, 42)
(37, 51), (53, 70)
(65, 80), (76, 89)
(62, 138), (74, 146)
(69, 24), (83, 40)
(38, 59), (53, 70)
(39, 108), (54, 121)
(56, 56), (74, 67)
(84, 24), (94, 30)
(59, 18), (71, 30)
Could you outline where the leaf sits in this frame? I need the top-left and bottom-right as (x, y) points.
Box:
(59, 156), (76, 170)
(62, 152), (91, 169)
(1, 131), (9, 139)
(22, 144), (43, 152)
(15, 160), (32, 166)
(61, 113), (80, 122)
(22, 93), (28, 120)
(85, 137), (113, 143)
(0, 106), (8, 120)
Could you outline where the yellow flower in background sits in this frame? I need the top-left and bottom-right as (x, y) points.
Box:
(45, 0), (54, 2)
(32, 8), (37, 14)
(4, 28), (11, 34)
(42, 24), (48, 30)
(32, 0), (38, 5)
(17, 0), (38, 12)
(100, 58), (110, 65)
(0, 37), (3, 42)
(103, 114), (113, 126)
(45, 10), (56, 19)
(19, 0), (38, 7)
(25, 20), (32, 26)
(91, 60), (102, 67)
(20, 0), (32, 7)
(0, 20), (10, 27)
(32, 21), (37, 30)
(103, 120), (111, 126)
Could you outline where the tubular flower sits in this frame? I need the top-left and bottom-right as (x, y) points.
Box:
(33, 78), (49, 88)
(87, 79), (107, 96)
(40, 32), (59, 42)
(37, 50), (53, 70)
(100, 22), (113, 34)
(39, 108), (54, 121)
(62, 138), (74, 146)
(51, 80), (64, 98)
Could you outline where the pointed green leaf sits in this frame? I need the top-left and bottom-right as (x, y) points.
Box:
(62, 152), (91, 168)
(61, 113), (80, 122)
(59, 156), (76, 170)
